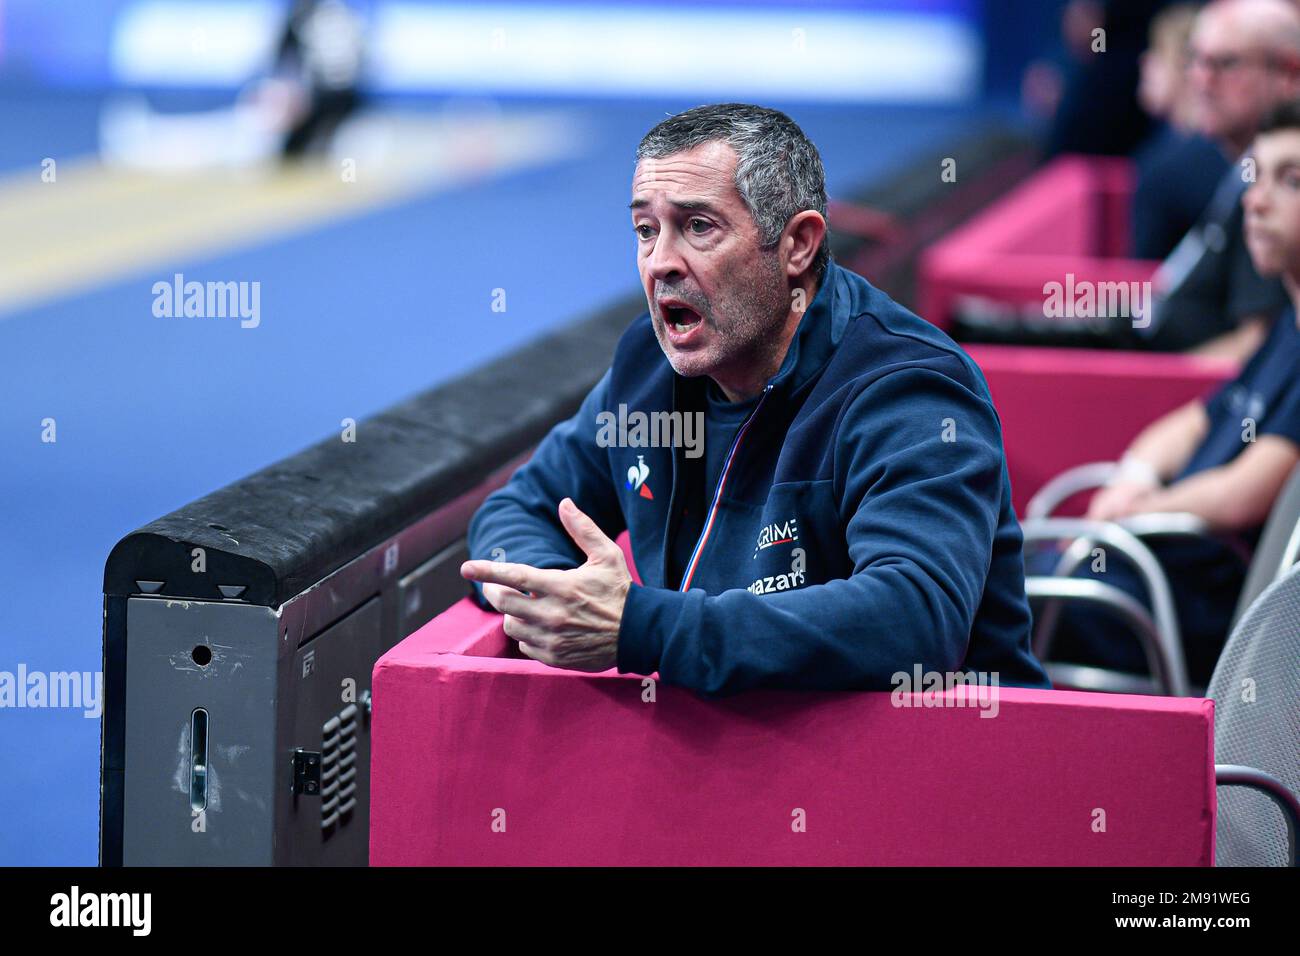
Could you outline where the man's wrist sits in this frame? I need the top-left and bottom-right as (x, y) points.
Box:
(1112, 454), (1161, 488)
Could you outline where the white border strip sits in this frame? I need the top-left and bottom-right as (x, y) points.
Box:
(111, 1), (981, 101)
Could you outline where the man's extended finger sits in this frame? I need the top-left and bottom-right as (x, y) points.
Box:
(557, 497), (619, 562)
(460, 559), (558, 595)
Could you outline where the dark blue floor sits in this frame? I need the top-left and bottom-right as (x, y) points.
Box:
(0, 89), (997, 864)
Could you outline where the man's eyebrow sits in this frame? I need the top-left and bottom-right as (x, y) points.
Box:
(1257, 158), (1300, 179)
(629, 197), (723, 215)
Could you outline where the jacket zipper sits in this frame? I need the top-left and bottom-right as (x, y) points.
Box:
(678, 383), (773, 592)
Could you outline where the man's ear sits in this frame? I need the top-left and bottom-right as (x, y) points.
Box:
(783, 210), (827, 278)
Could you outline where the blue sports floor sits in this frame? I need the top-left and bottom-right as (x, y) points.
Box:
(0, 88), (998, 864)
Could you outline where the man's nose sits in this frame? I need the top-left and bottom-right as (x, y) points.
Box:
(1188, 59), (1216, 94)
(1243, 181), (1267, 214)
(645, 228), (687, 281)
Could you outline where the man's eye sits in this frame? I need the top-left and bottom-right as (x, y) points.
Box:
(688, 218), (712, 234)
(635, 224), (654, 239)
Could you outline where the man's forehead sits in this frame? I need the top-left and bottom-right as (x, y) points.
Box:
(1255, 129), (1300, 163)
(1195, 5), (1292, 53)
(631, 142), (739, 205)
(1192, 8), (1249, 49)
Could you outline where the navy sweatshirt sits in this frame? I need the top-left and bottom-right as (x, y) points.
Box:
(467, 259), (1051, 695)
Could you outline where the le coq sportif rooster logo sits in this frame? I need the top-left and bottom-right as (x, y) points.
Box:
(626, 455), (654, 500)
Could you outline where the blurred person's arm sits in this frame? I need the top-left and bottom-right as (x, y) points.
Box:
(1129, 436), (1300, 530)
(1087, 398), (1209, 520)
(1118, 398), (1210, 480)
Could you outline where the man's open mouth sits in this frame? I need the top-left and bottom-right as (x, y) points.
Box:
(662, 304), (703, 333)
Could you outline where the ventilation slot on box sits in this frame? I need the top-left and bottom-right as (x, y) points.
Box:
(320, 702), (359, 834)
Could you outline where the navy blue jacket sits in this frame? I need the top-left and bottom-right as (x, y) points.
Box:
(467, 260), (1050, 695)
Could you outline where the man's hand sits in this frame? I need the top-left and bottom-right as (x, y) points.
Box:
(1085, 480), (1156, 522)
(459, 497), (632, 672)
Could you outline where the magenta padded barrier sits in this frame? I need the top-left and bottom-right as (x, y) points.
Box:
(967, 344), (1237, 516)
(918, 156), (1159, 331)
(372, 596), (1216, 866)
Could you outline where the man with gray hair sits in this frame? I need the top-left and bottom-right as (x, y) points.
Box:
(461, 103), (1049, 696)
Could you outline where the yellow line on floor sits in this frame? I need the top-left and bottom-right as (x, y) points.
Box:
(0, 111), (582, 319)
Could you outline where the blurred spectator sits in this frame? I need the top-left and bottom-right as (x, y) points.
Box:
(1132, 3), (1230, 260)
(99, 0), (369, 170)
(1046, 0), (1175, 157)
(1137, 4), (1202, 129)
(1143, 0), (1300, 357)
(275, 0), (367, 160)
(1045, 98), (1300, 688)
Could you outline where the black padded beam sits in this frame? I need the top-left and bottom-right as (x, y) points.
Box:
(103, 293), (643, 608)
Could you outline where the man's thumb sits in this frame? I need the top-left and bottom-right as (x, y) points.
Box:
(558, 497), (614, 560)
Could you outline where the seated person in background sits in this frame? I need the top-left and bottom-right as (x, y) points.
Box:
(1050, 99), (1300, 686)
(1142, 0), (1298, 359)
(460, 103), (1050, 696)
(1132, 3), (1230, 261)
(1017, 0), (1292, 357)
(1044, 0), (1170, 159)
